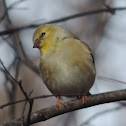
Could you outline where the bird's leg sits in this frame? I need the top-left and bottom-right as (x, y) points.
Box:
(82, 96), (88, 104)
(77, 95), (88, 104)
(56, 96), (64, 110)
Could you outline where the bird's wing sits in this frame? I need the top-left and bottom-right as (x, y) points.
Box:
(81, 42), (95, 64)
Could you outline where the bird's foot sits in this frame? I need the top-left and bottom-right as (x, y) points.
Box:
(56, 97), (64, 110)
(77, 95), (88, 104)
(82, 96), (88, 104)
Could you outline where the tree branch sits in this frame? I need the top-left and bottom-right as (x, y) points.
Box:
(0, 7), (126, 36)
(1, 89), (126, 126)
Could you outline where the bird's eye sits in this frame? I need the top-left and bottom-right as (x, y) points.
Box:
(39, 32), (46, 39)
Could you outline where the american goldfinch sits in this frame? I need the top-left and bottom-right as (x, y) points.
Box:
(33, 24), (96, 110)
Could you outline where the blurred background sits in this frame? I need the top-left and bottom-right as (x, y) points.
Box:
(0, 0), (126, 126)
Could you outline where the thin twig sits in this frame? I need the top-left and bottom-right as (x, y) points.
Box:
(19, 81), (30, 101)
(0, 59), (19, 84)
(97, 76), (126, 85)
(2, 36), (17, 53)
(15, 35), (27, 59)
(14, 34), (40, 76)
(2, 36), (40, 76)
(0, 94), (54, 109)
(2, 0), (12, 24)
(26, 99), (34, 126)
(21, 90), (33, 126)
(104, 4), (115, 14)
(0, 0), (29, 23)
(0, 59), (30, 103)
(0, 7), (126, 36)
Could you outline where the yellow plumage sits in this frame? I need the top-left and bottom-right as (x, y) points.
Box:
(33, 24), (96, 109)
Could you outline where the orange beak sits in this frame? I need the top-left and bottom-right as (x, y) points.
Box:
(33, 39), (42, 48)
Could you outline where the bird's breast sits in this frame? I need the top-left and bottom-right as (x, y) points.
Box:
(40, 54), (95, 96)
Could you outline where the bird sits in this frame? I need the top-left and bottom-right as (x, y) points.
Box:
(33, 24), (96, 110)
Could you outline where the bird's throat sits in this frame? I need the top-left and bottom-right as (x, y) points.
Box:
(39, 40), (57, 56)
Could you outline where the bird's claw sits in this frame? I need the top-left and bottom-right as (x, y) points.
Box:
(56, 97), (64, 110)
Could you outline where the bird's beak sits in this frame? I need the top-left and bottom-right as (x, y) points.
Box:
(33, 39), (42, 48)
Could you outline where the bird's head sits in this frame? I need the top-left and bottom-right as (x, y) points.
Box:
(33, 24), (75, 56)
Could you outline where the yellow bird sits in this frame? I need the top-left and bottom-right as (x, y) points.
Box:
(33, 24), (96, 110)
